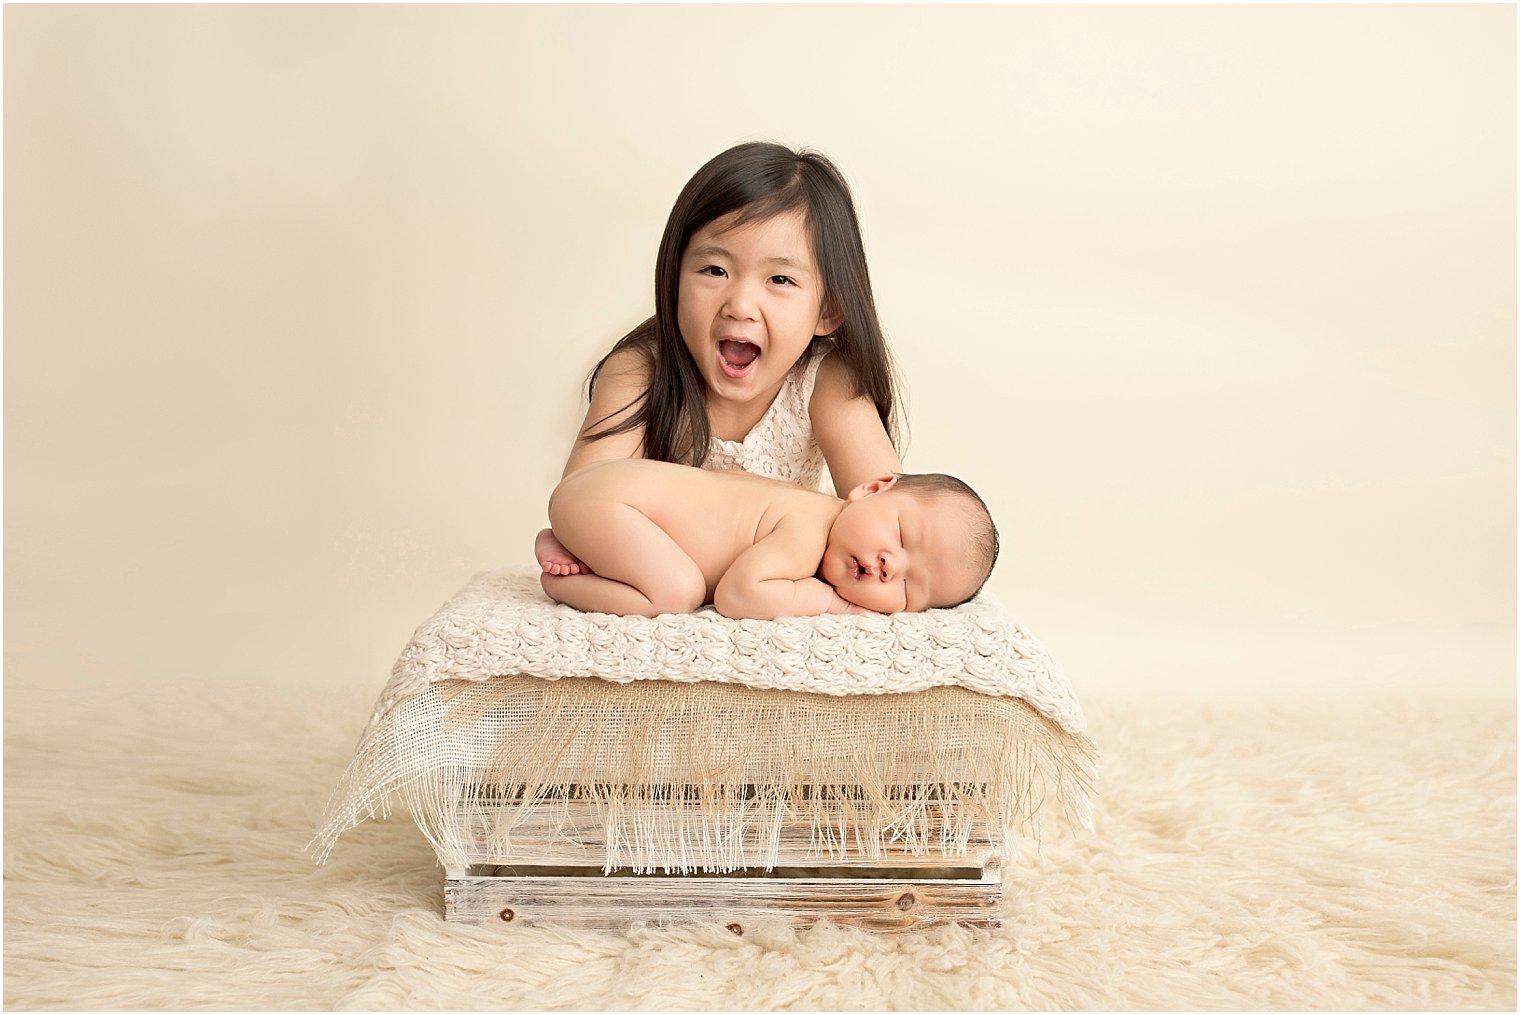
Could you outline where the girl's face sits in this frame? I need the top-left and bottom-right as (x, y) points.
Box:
(677, 210), (840, 424)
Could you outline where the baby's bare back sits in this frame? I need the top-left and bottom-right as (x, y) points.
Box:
(553, 460), (837, 594)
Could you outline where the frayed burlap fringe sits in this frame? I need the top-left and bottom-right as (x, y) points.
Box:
(313, 677), (1098, 872)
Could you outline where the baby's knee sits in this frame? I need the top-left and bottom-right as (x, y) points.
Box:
(644, 571), (706, 615)
(545, 478), (575, 529)
(547, 483), (609, 543)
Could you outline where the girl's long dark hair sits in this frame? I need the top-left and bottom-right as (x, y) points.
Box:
(582, 141), (902, 467)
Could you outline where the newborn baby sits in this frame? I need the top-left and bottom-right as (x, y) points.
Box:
(539, 459), (998, 619)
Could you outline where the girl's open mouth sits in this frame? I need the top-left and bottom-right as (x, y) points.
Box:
(718, 339), (760, 379)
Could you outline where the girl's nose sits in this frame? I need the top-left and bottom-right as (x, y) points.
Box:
(721, 280), (761, 321)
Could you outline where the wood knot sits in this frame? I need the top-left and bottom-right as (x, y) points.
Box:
(498, 907), (516, 923)
(895, 893), (916, 910)
(726, 922), (744, 936)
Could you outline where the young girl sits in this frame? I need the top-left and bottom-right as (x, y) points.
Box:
(537, 141), (906, 575)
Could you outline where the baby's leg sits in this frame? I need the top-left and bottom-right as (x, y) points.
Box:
(541, 501), (705, 617)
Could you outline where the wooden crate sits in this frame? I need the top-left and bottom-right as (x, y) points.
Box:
(441, 794), (1003, 931)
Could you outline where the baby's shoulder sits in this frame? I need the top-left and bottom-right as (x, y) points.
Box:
(767, 484), (840, 534)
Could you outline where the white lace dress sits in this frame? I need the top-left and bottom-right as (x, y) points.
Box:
(703, 350), (827, 491)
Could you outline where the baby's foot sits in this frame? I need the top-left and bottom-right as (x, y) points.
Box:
(536, 527), (592, 576)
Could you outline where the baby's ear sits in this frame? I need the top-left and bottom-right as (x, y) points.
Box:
(845, 474), (899, 502)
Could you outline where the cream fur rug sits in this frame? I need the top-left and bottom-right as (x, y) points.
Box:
(4, 676), (1514, 1011)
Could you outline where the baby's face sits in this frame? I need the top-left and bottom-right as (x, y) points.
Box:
(819, 480), (981, 614)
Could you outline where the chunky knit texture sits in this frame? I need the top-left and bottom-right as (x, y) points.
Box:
(367, 568), (1087, 736)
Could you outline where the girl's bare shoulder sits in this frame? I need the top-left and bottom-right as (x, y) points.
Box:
(588, 345), (653, 405)
(809, 350), (856, 403)
(565, 345), (655, 475)
(809, 351), (885, 425)
(597, 343), (653, 381)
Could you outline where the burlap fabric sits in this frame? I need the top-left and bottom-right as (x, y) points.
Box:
(313, 570), (1097, 871)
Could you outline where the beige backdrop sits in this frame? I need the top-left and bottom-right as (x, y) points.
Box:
(4, 5), (1514, 705)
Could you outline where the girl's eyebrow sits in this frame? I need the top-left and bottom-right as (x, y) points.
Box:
(688, 244), (808, 270)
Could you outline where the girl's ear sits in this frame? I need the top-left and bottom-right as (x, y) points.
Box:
(845, 474), (899, 502)
(814, 297), (844, 337)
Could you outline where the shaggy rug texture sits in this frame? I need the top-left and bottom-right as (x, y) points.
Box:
(4, 674), (1514, 1011)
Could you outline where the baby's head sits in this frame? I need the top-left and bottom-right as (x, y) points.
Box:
(819, 473), (1000, 615)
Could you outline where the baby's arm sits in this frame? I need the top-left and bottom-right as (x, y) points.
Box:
(810, 355), (902, 497)
(713, 516), (865, 620)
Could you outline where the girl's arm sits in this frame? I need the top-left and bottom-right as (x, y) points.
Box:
(561, 346), (651, 478)
(539, 346), (652, 575)
(809, 354), (903, 497)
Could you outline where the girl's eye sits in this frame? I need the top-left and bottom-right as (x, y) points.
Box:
(698, 265), (727, 278)
(770, 275), (797, 287)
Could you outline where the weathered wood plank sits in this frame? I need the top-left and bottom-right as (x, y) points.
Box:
(443, 869), (1002, 932)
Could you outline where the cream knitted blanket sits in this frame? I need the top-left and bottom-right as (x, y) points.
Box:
(366, 568), (1086, 734)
